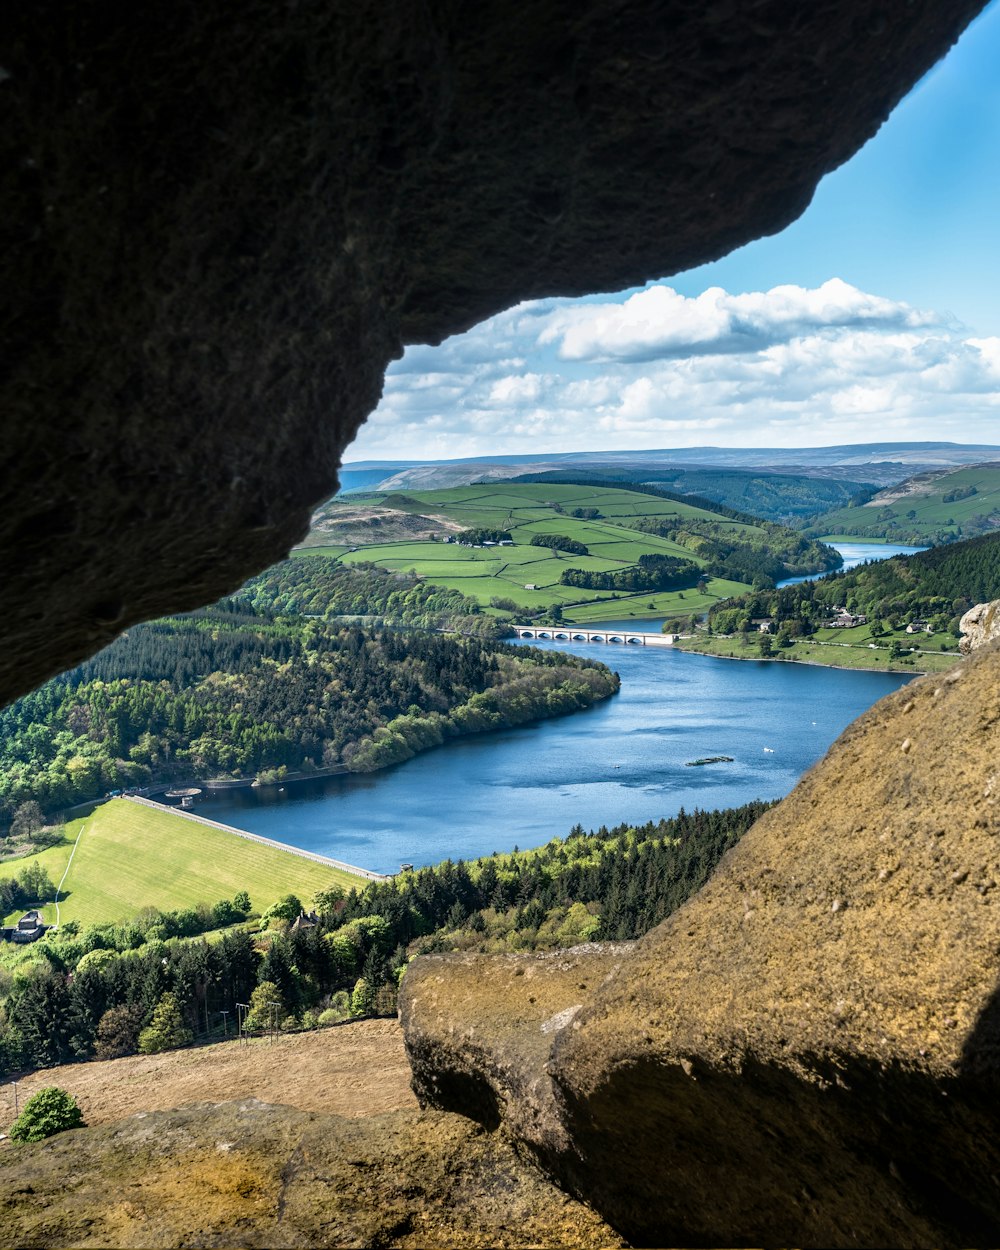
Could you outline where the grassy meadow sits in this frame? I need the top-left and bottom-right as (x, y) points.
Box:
(675, 621), (962, 674)
(1, 799), (358, 929)
(301, 483), (762, 622)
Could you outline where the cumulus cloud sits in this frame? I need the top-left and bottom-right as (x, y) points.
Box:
(538, 279), (940, 363)
(347, 280), (1000, 460)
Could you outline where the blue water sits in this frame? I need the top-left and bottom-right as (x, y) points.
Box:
(776, 541), (923, 589)
(200, 643), (912, 874)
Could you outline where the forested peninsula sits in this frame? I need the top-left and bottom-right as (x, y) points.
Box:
(0, 570), (618, 822)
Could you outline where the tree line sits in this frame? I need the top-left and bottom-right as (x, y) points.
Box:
(235, 558), (506, 637)
(453, 528), (511, 545)
(530, 534), (589, 555)
(560, 553), (703, 593)
(625, 517), (841, 587)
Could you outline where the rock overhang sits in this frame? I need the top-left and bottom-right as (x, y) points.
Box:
(2, 0), (989, 704)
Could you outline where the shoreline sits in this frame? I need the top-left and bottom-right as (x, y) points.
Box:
(672, 642), (952, 676)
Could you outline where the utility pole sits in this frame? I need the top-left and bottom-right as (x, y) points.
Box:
(10, 1079), (20, 1118)
(219, 1009), (230, 1038)
(236, 1002), (250, 1047)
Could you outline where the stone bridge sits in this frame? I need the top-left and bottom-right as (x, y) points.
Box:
(516, 626), (677, 647)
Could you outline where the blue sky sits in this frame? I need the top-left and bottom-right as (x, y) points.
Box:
(351, 2), (1000, 462)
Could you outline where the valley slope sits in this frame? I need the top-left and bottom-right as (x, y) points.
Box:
(803, 462), (1000, 544)
(302, 482), (839, 624)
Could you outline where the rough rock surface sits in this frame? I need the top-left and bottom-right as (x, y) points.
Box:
(2, 0), (987, 705)
(401, 944), (634, 1156)
(406, 643), (1000, 1247)
(0, 1100), (621, 1249)
(960, 598), (1000, 653)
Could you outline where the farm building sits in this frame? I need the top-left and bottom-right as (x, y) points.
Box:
(1, 910), (48, 944)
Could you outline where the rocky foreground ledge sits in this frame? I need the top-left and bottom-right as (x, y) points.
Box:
(0, 1100), (620, 1248)
(403, 636), (1000, 1248)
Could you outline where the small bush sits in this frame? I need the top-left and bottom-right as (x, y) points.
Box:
(9, 1087), (85, 1142)
(94, 1004), (144, 1059)
(137, 992), (193, 1054)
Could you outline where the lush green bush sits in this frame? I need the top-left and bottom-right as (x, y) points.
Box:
(137, 992), (193, 1054)
(261, 893), (304, 926)
(244, 980), (286, 1031)
(9, 1086), (85, 1142)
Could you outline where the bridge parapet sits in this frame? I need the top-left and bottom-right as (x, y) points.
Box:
(517, 627), (677, 647)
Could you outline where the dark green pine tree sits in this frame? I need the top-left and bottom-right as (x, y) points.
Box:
(15, 971), (74, 1068)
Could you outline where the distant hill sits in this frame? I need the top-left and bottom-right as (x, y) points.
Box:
(506, 466), (875, 524)
(301, 481), (841, 624)
(709, 530), (1000, 636)
(801, 462), (1000, 545)
(341, 442), (1000, 494)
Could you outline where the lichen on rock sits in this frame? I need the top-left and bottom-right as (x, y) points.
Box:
(960, 599), (1000, 653)
(0, 1100), (622, 1249)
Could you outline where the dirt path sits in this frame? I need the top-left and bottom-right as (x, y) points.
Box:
(1, 1019), (416, 1134)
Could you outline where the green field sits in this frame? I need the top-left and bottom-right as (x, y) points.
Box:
(0, 800), (359, 928)
(675, 622), (962, 674)
(804, 464), (1000, 544)
(300, 483), (770, 622)
(564, 579), (751, 623)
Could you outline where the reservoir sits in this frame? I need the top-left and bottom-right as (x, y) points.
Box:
(200, 647), (912, 875)
(199, 541), (917, 873)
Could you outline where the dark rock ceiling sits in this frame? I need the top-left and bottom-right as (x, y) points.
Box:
(2, 0), (988, 705)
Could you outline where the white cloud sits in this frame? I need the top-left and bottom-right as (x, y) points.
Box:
(537, 279), (938, 363)
(347, 279), (1000, 460)
(486, 373), (545, 406)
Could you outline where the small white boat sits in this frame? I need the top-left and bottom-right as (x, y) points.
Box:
(763, 747), (774, 753)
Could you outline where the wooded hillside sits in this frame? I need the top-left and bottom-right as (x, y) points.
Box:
(708, 531), (1000, 636)
(0, 601), (617, 821)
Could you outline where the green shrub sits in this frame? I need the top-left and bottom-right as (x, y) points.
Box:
(137, 992), (193, 1054)
(94, 1004), (144, 1060)
(9, 1086), (85, 1142)
(350, 976), (375, 1017)
(243, 980), (285, 1032)
(261, 894), (303, 926)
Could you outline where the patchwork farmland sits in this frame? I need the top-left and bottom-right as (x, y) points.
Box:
(297, 483), (833, 624)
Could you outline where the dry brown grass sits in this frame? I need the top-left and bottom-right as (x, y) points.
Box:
(1, 1018), (416, 1137)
